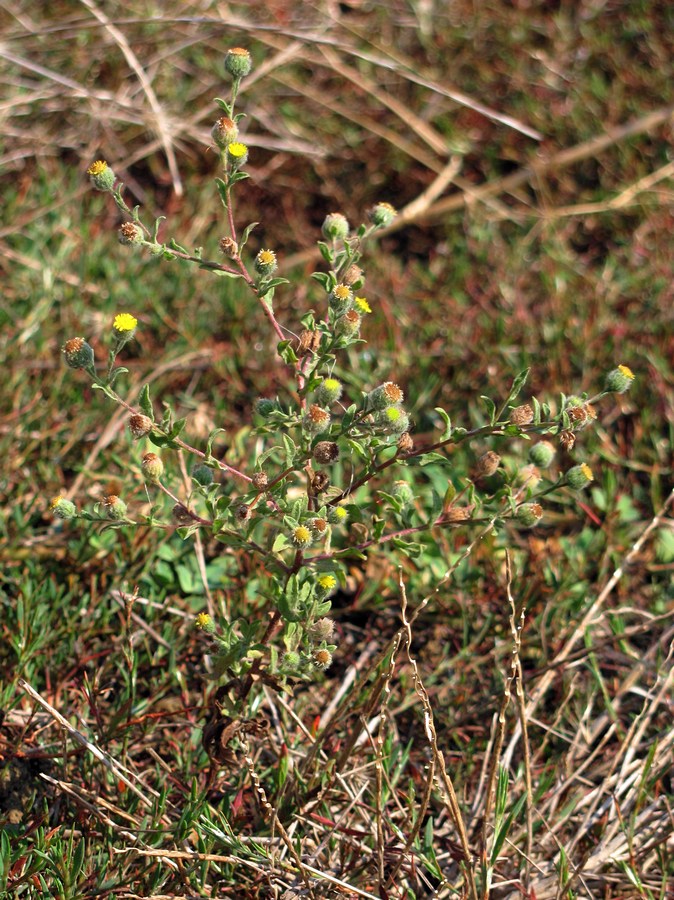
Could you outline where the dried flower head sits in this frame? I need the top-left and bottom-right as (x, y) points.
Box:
(509, 403), (534, 426)
(312, 648), (333, 670)
(141, 452), (164, 483)
(517, 502), (543, 527)
(219, 236), (239, 258)
(211, 116), (239, 149)
(298, 329), (321, 355)
(397, 432), (414, 455)
(303, 404), (331, 435)
(368, 381), (404, 410)
(474, 451), (501, 478)
(62, 337), (94, 370)
(103, 494), (127, 520)
(313, 441), (339, 464)
(128, 413), (153, 439)
(252, 471), (269, 490)
(118, 222), (144, 245)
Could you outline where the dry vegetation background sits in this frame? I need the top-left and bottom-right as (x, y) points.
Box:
(0, 1), (673, 898)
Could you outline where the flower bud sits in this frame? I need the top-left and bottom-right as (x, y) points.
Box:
(192, 464), (215, 486)
(368, 381), (404, 410)
(309, 617), (335, 641)
(211, 116), (239, 149)
(195, 612), (216, 633)
(225, 47), (252, 79)
(87, 160), (115, 191)
(226, 142), (248, 169)
(335, 310), (362, 337)
(103, 494), (127, 520)
(529, 441), (555, 468)
(254, 249), (277, 277)
(128, 414), (153, 439)
(509, 403), (534, 426)
(290, 525), (313, 549)
(50, 495), (77, 520)
(474, 451), (501, 478)
(375, 406), (410, 434)
(255, 397), (278, 418)
(391, 480), (414, 505)
(312, 648), (333, 670)
(313, 441), (339, 464)
(566, 463), (594, 490)
(315, 574), (337, 598)
(322, 213), (349, 241)
(517, 502), (543, 527)
(328, 506), (348, 525)
(368, 201), (397, 228)
(62, 337), (94, 370)
(141, 452), (164, 482)
(112, 313), (138, 346)
(315, 378), (343, 406)
(328, 284), (353, 315)
(605, 364), (635, 394)
(282, 650), (301, 670)
(303, 404), (331, 435)
(118, 222), (144, 245)
(252, 471), (269, 490)
(219, 236), (239, 258)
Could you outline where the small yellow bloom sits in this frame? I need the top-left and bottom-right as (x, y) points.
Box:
(318, 574), (337, 591)
(581, 463), (594, 481)
(50, 495), (64, 510)
(227, 142), (248, 159)
(618, 365), (635, 380)
(87, 160), (108, 176)
(195, 613), (212, 628)
(113, 313), (138, 333)
(354, 296), (371, 314)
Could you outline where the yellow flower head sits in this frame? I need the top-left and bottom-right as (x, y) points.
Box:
(618, 365), (635, 380)
(87, 160), (108, 176)
(318, 574), (337, 591)
(113, 313), (138, 333)
(332, 506), (347, 521)
(195, 613), (212, 629)
(50, 495), (64, 510)
(354, 296), (371, 314)
(227, 142), (248, 159)
(580, 463), (594, 481)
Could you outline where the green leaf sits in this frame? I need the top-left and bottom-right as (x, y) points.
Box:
(434, 407), (452, 439)
(277, 340), (298, 365)
(169, 238), (189, 254)
(504, 368), (530, 409)
(317, 242), (334, 264)
(168, 417), (187, 440)
(480, 395), (497, 425)
(282, 434), (296, 467)
(215, 177), (228, 208)
(205, 267), (242, 278)
(239, 221), (259, 248)
(152, 215), (166, 242)
(260, 277), (290, 292)
(214, 97), (232, 115)
(341, 403), (358, 431)
(138, 383), (154, 420)
(311, 272), (332, 291)
(408, 451), (448, 466)
(205, 427), (226, 460)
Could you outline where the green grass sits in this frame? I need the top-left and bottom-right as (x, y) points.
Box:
(1, 2), (673, 898)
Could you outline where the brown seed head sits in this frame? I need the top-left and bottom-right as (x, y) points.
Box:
(252, 471), (269, 490)
(474, 451), (501, 478)
(509, 403), (534, 426)
(128, 413), (153, 439)
(313, 441), (339, 464)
